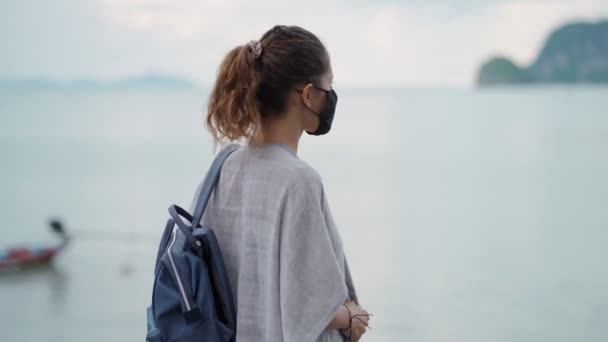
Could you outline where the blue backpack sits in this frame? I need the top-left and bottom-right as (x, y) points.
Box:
(146, 144), (239, 342)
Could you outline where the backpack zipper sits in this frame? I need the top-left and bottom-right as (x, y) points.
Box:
(166, 227), (191, 311)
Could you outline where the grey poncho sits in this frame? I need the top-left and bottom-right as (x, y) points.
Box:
(188, 143), (358, 342)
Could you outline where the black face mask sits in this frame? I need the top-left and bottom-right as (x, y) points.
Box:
(295, 83), (338, 136)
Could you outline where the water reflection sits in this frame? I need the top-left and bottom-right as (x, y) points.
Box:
(0, 262), (68, 313)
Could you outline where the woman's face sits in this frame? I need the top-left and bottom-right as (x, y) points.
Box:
(298, 64), (334, 134)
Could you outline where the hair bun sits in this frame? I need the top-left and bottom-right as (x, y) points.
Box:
(247, 40), (263, 59)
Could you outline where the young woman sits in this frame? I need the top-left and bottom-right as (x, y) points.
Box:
(195, 25), (372, 341)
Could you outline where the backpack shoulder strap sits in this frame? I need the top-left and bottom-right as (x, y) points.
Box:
(191, 143), (240, 226)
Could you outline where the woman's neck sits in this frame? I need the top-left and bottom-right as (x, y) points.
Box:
(253, 113), (302, 154)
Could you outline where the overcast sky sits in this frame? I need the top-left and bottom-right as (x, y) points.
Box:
(1, 0), (606, 87)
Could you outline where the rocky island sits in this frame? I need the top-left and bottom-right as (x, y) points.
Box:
(477, 20), (608, 85)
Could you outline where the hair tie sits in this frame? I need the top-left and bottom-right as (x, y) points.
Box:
(247, 40), (263, 59)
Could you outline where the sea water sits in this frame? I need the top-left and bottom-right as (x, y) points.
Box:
(1, 86), (607, 341)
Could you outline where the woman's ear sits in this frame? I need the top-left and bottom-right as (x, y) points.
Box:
(301, 82), (315, 108)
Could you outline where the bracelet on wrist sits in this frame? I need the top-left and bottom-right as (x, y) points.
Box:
(339, 303), (352, 332)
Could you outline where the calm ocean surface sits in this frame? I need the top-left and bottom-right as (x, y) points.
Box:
(1, 86), (607, 342)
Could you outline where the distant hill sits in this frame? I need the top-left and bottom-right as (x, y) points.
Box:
(0, 73), (199, 89)
(477, 20), (608, 85)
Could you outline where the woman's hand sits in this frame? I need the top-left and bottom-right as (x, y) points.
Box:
(339, 300), (371, 341)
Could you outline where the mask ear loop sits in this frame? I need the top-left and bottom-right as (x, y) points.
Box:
(293, 88), (321, 116)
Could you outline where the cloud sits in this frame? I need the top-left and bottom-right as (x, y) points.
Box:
(101, 0), (240, 39)
(1, 0), (607, 86)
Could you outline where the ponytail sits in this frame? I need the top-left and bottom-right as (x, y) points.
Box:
(205, 26), (329, 149)
(206, 44), (262, 147)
